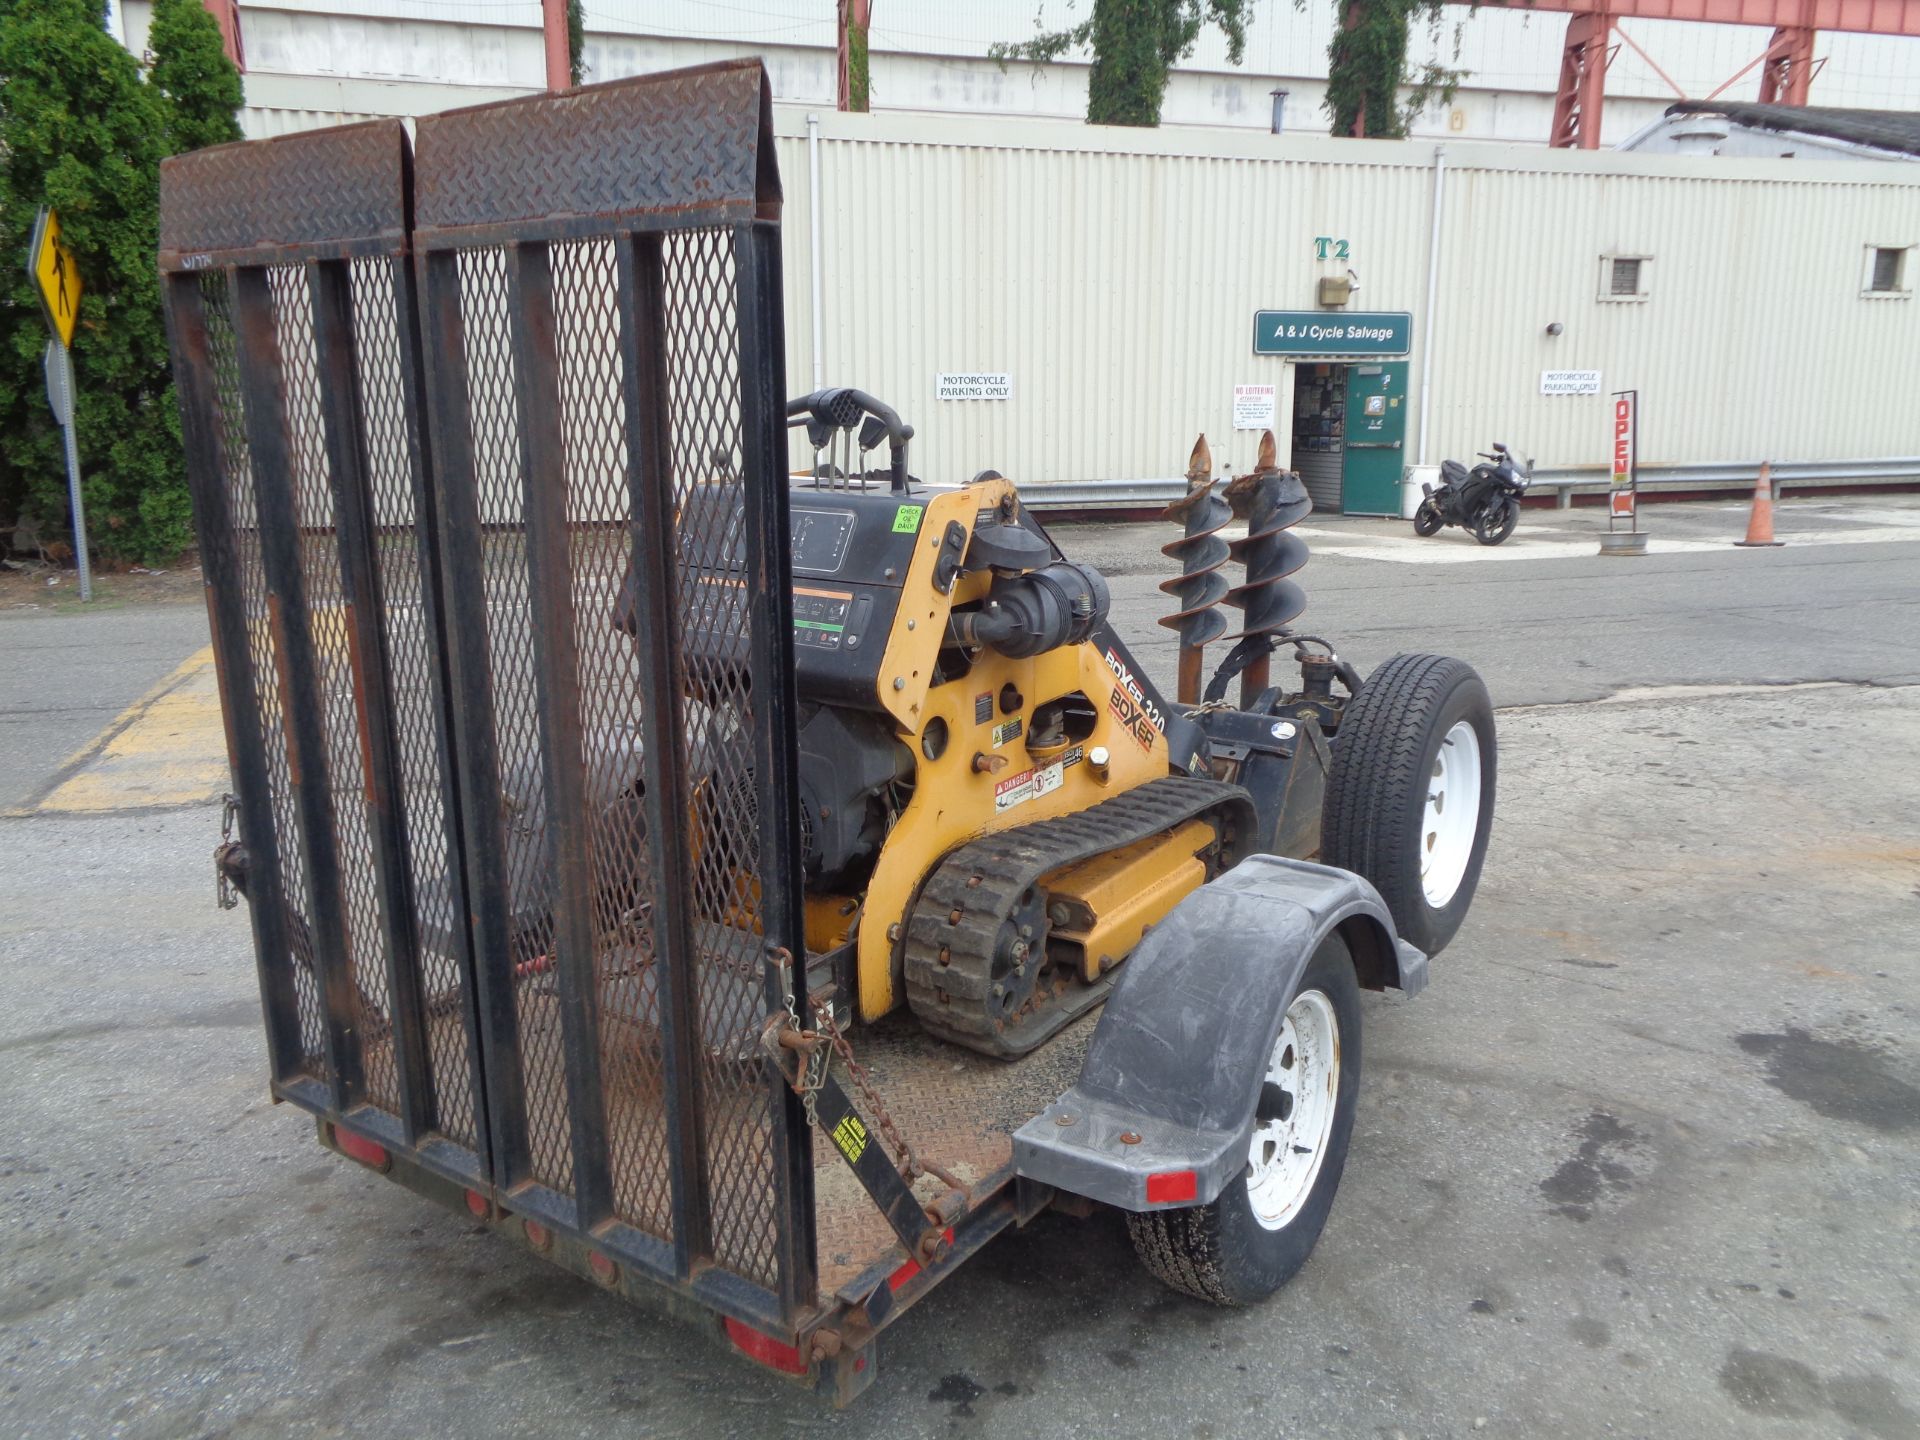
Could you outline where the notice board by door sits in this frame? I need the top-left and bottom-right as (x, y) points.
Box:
(1342, 362), (1409, 516)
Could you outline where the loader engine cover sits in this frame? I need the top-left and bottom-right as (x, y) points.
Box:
(794, 705), (909, 886)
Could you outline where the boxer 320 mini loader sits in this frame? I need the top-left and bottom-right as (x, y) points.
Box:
(162, 59), (1495, 1402)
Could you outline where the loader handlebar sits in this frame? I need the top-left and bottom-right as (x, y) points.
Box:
(787, 388), (915, 493)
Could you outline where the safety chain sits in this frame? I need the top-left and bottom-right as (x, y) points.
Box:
(768, 947), (962, 1193)
(771, 948), (828, 1130)
(214, 793), (242, 911)
(807, 991), (926, 1183)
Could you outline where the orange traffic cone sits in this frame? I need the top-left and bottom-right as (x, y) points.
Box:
(1734, 462), (1785, 547)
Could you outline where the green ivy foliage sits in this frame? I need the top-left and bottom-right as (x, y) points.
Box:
(847, 15), (870, 112)
(996, 0), (1464, 137)
(993, 0), (1254, 128)
(1326, 0), (1463, 138)
(0, 0), (241, 563)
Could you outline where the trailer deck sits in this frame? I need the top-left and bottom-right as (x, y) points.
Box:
(808, 1012), (1092, 1298)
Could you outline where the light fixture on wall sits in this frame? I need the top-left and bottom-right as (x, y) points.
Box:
(1545, 321), (1565, 336)
(1317, 270), (1361, 307)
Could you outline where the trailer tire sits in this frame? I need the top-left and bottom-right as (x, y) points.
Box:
(1125, 936), (1361, 1306)
(1321, 652), (1494, 957)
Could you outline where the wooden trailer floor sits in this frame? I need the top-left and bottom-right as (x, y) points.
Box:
(808, 1009), (1095, 1300)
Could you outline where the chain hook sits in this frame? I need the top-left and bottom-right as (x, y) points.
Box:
(214, 792), (242, 911)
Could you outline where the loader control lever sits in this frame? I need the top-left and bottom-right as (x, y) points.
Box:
(788, 388), (915, 493)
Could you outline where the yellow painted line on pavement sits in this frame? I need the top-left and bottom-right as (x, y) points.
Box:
(17, 646), (230, 814)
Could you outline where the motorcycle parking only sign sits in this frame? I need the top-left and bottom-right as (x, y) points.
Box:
(1541, 370), (1602, 396)
(936, 372), (1011, 400)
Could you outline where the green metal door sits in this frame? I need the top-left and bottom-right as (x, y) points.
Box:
(1342, 362), (1410, 516)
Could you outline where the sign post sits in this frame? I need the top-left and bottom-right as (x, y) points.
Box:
(1600, 388), (1646, 556)
(27, 206), (91, 600)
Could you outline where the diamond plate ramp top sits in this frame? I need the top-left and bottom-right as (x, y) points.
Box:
(159, 120), (410, 270)
(412, 58), (781, 250)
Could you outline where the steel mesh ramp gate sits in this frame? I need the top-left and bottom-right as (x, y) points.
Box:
(161, 60), (818, 1336)
(160, 121), (487, 1184)
(411, 60), (812, 1328)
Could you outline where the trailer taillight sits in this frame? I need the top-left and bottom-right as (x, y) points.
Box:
(1145, 1170), (1197, 1204)
(332, 1125), (390, 1172)
(724, 1317), (809, 1375)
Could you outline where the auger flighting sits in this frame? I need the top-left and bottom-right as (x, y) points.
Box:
(1158, 435), (1234, 705)
(1223, 430), (1313, 709)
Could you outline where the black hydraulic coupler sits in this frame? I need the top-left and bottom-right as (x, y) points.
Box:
(1223, 431), (1312, 709)
(1158, 435), (1233, 705)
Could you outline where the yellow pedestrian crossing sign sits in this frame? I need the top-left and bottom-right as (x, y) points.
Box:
(28, 207), (83, 347)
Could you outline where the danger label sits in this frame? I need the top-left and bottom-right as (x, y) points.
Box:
(995, 759), (1065, 812)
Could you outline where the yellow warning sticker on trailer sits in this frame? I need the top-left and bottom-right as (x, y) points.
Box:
(832, 1113), (869, 1164)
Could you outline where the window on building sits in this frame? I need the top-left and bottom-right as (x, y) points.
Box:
(1864, 245), (1912, 297)
(1598, 254), (1650, 302)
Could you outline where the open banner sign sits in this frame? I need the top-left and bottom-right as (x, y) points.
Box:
(1610, 390), (1637, 518)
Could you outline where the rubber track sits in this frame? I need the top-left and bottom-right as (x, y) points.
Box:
(904, 776), (1252, 1058)
(1320, 652), (1466, 937)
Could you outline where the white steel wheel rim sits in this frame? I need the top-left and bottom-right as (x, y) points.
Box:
(1422, 720), (1482, 908)
(1246, 990), (1340, 1232)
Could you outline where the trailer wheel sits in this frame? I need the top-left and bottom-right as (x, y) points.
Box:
(1321, 652), (1494, 956)
(1125, 935), (1361, 1306)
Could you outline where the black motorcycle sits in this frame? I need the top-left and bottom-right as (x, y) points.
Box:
(1414, 442), (1532, 546)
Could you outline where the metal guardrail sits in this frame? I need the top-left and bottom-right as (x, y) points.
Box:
(1021, 458), (1920, 512)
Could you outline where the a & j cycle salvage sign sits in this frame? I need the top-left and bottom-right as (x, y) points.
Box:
(1252, 311), (1411, 358)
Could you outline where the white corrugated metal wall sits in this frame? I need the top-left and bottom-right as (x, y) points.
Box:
(775, 111), (1920, 487)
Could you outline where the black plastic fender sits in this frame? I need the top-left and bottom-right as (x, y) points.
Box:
(1011, 855), (1426, 1212)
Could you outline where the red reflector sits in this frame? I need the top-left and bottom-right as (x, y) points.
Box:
(887, 1257), (921, 1292)
(1145, 1169), (1197, 1204)
(334, 1127), (390, 1171)
(887, 1227), (955, 1291)
(464, 1188), (490, 1218)
(725, 1317), (809, 1375)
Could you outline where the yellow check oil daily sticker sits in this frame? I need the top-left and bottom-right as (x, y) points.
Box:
(832, 1112), (869, 1163)
(892, 504), (924, 533)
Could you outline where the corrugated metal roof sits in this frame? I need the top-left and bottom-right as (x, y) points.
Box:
(1666, 101), (1920, 156)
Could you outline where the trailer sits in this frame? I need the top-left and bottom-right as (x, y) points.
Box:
(159, 60), (1495, 1403)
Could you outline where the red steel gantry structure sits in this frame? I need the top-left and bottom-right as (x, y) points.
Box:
(1493, 0), (1920, 147)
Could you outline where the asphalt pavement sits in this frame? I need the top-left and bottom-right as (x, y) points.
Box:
(2, 494), (1917, 1439)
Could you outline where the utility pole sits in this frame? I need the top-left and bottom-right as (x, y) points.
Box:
(543, 0), (569, 92)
